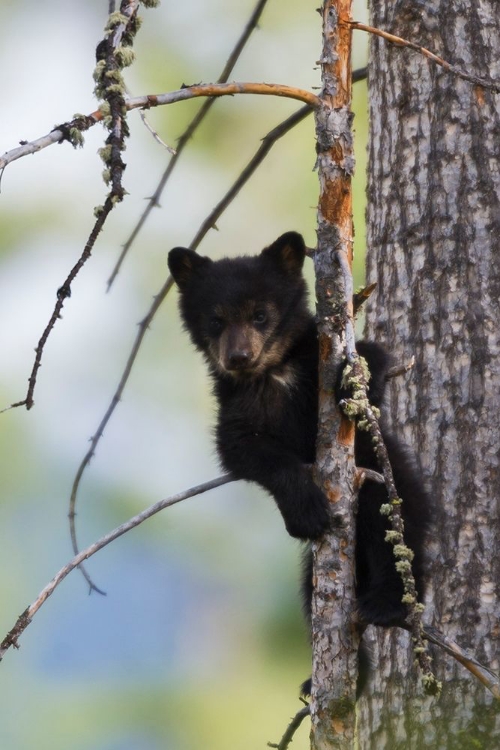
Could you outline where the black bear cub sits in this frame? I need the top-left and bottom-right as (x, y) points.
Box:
(168, 232), (430, 641)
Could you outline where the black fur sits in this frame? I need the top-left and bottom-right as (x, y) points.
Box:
(168, 232), (431, 687)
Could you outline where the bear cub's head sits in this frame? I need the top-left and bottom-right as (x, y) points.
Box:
(168, 232), (312, 379)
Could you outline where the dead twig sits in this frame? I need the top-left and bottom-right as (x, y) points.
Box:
(0, 474), (234, 661)
(1, 196), (116, 413)
(268, 704), (310, 750)
(136, 107), (176, 153)
(386, 357), (415, 380)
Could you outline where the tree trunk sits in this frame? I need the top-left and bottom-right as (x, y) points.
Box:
(360, 0), (500, 746)
(310, 1), (359, 747)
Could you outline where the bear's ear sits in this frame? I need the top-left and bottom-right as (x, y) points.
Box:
(261, 232), (306, 275)
(168, 247), (211, 289)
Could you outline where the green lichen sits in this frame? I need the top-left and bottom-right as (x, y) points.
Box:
(93, 60), (107, 82)
(105, 11), (129, 30)
(395, 560), (412, 574)
(104, 69), (123, 82)
(393, 544), (414, 561)
(98, 101), (111, 117)
(68, 128), (85, 148)
(98, 145), (113, 164)
(115, 46), (136, 67)
(402, 593), (416, 604)
(422, 673), (442, 696)
(104, 83), (126, 95)
(385, 530), (402, 543)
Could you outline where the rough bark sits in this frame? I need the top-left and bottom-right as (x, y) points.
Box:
(310, 1), (358, 748)
(360, 0), (500, 746)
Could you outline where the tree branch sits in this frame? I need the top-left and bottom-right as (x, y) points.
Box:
(0, 474), (234, 661)
(0, 195), (116, 413)
(422, 625), (500, 700)
(386, 357), (415, 380)
(0, 82), (320, 174)
(107, 0), (271, 288)
(268, 704), (310, 750)
(349, 21), (500, 93)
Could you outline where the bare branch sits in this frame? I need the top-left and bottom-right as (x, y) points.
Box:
(0, 82), (320, 174)
(352, 281), (376, 315)
(422, 625), (500, 700)
(349, 21), (500, 93)
(136, 107), (176, 153)
(268, 705), (310, 750)
(0, 113), (101, 171)
(385, 357), (415, 380)
(355, 467), (385, 485)
(1, 196), (116, 413)
(109, 82), (319, 109)
(107, 0), (271, 288)
(0, 474), (234, 661)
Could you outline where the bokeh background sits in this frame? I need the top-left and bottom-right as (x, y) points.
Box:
(0, 1), (368, 748)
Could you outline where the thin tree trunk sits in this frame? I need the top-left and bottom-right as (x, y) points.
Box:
(310, 1), (358, 747)
(360, 1), (500, 746)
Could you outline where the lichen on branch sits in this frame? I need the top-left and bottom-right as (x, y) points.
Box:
(340, 357), (442, 696)
(93, 0), (158, 201)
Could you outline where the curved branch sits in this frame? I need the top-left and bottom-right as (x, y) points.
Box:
(0, 474), (235, 661)
(123, 81), (321, 110)
(0, 82), (320, 173)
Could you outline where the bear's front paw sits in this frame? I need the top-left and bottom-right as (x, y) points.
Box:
(283, 485), (331, 540)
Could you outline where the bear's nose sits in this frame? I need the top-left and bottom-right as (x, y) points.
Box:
(227, 350), (251, 370)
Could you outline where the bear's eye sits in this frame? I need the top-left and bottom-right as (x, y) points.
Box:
(209, 317), (224, 335)
(253, 310), (267, 326)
